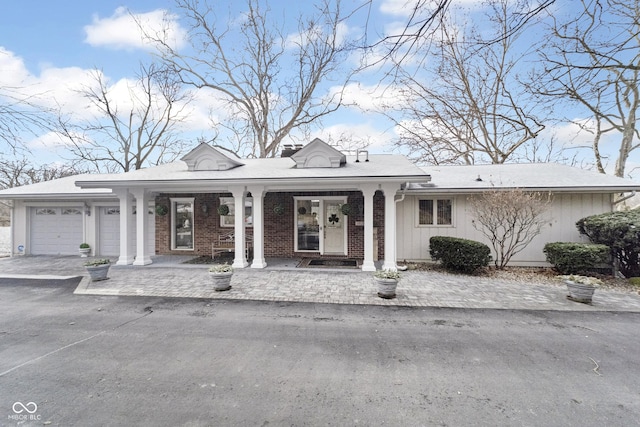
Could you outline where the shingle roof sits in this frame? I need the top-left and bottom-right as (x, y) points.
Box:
(413, 163), (640, 193)
(0, 174), (114, 199)
(75, 154), (428, 187)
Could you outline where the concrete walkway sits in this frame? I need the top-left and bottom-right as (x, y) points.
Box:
(2, 255), (640, 311)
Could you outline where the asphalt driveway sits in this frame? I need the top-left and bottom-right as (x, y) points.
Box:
(1, 277), (640, 426)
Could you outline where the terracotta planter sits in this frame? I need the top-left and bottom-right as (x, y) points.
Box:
(565, 280), (596, 304)
(376, 278), (398, 299)
(210, 271), (233, 291)
(86, 264), (110, 282)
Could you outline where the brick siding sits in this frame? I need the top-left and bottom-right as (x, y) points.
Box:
(155, 191), (386, 260)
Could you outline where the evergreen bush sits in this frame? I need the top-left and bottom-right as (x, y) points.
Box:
(576, 209), (640, 278)
(429, 236), (491, 274)
(543, 242), (610, 274)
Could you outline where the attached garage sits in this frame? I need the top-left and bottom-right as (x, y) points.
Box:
(30, 207), (84, 255)
(98, 207), (120, 256)
(98, 206), (155, 256)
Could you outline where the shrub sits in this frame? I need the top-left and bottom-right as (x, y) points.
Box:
(374, 269), (400, 280)
(576, 209), (640, 278)
(543, 242), (610, 274)
(429, 236), (491, 274)
(469, 189), (552, 269)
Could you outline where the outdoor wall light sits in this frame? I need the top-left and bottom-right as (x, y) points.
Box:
(202, 203), (209, 215)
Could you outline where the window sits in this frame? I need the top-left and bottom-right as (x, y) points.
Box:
(35, 208), (57, 215)
(171, 198), (194, 250)
(418, 199), (452, 226)
(219, 197), (253, 228)
(62, 208), (82, 215)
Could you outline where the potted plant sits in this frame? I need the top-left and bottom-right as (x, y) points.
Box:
(79, 243), (91, 257)
(374, 269), (400, 299)
(85, 258), (111, 282)
(209, 263), (233, 291)
(559, 275), (602, 304)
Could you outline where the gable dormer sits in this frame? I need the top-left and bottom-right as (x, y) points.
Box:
(181, 143), (244, 171)
(290, 138), (346, 168)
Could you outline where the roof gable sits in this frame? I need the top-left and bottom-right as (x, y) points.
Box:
(181, 143), (244, 171)
(290, 138), (346, 168)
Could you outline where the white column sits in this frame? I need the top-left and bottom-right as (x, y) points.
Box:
(115, 188), (135, 265)
(231, 187), (248, 268)
(360, 184), (377, 272)
(249, 186), (267, 268)
(132, 188), (152, 265)
(381, 183), (398, 271)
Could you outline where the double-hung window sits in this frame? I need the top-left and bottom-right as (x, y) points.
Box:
(418, 199), (453, 226)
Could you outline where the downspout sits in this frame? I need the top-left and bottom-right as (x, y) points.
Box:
(394, 183), (409, 269)
(395, 182), (410, 204)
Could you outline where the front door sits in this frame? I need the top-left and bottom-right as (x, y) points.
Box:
(295, 198), (346, 255)
(323, 200), (345, 254)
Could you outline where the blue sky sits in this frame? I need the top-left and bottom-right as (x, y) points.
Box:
(0, 0), (403, 163)
(1, 0), (638, 180)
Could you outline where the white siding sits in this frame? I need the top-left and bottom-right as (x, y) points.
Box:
(397, 193), (612, 266)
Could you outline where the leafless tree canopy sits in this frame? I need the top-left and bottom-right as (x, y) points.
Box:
(533, 0), (640, 178)
(0, 158), (84, 189)
(57, 63), (191, 173)
(0, 84), (55, 156)
(469, 189), (553, 269)
(149, 0), (351, 158)
(362, 0), (555, 70)
(386, 0), (546, 165)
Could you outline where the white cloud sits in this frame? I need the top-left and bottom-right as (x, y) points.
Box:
(330, 82), (405, 112)
(84, 7), (186, 51)
(311, 122), (394, 152)
(0, 47), (99, 118)
(379, 0), (416, 18)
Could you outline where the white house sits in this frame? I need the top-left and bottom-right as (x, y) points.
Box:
(1, 139), (638, 270)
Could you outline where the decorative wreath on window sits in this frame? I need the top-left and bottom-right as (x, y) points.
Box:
(273, 203), (285, 216)
(155, 205), (168, 216)
(217, 204), (230, 216)
(340, 203), (352, 216)
(298, 207), (307, 215)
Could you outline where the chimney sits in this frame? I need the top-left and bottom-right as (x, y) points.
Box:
(281, 144), (304, 157)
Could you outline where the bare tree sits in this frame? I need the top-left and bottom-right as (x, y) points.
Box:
(387, 0), (546, 165)
(469, 189), (553, 269)
(360, 0), (555, 70)
(57, 63), (192, 173)
(533, 0), (640, 178)
(0, 84), (55, 156)
(148, 0), (351, 158)
(0, 158), (84, 189)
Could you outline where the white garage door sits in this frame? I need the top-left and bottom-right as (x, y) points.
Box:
(99, 207), (121, 256)
(30, 207), (84, 255)
(98, 206), (156, 256)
